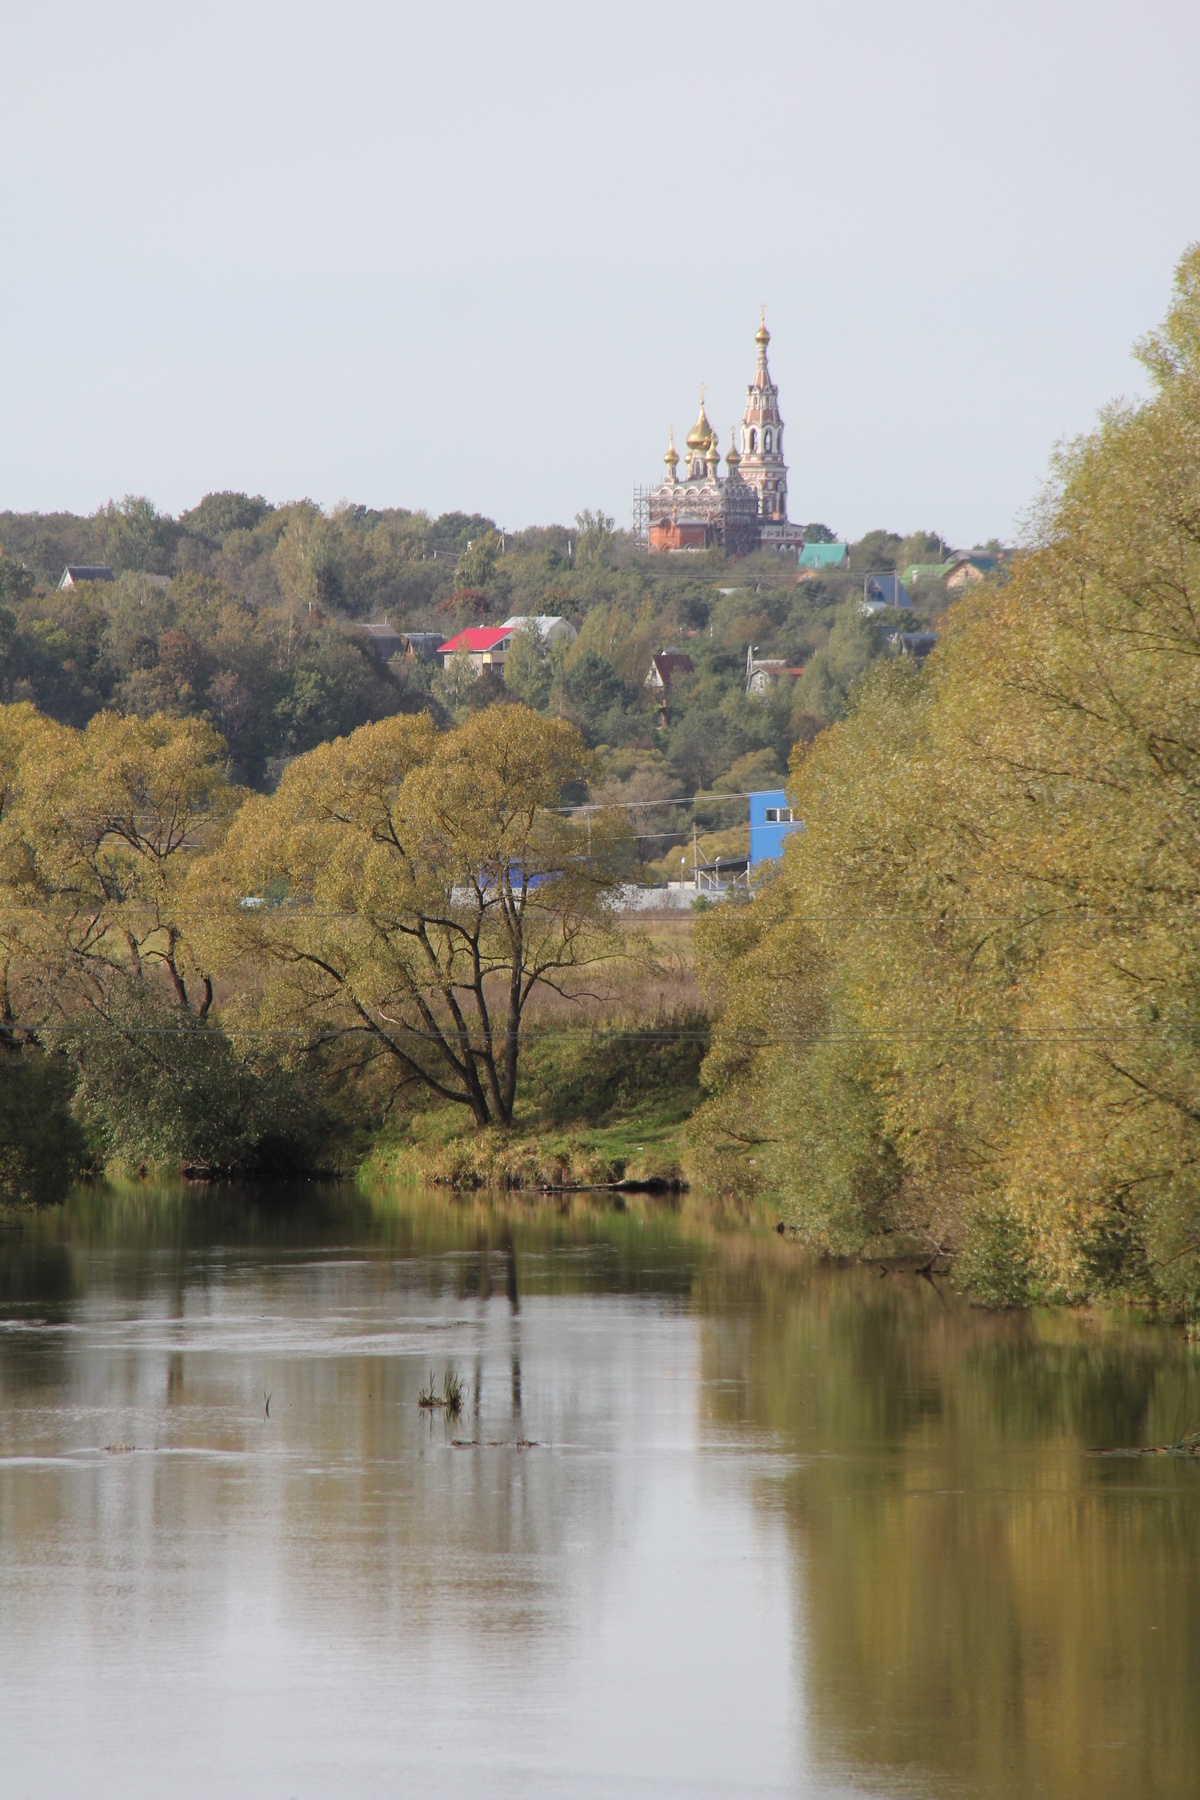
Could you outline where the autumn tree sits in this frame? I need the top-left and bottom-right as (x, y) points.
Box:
(695, 244), (1200, 1313)
(207, 704), (631, 1127)
(0, 704), (294, 1176)
(12, 711), (233, 1026)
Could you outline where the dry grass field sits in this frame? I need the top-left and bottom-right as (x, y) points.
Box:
(521, 910), (702, 1027)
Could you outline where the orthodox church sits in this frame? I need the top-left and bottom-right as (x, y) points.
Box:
(646, 315), (805, 555)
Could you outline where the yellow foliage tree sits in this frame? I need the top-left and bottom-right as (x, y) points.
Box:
(694, 245), (1200, 1310)
(0, 705), (232, 1036)
(204, 704), (630, 1128)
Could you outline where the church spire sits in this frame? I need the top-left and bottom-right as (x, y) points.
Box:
(740, 312), (787, 523)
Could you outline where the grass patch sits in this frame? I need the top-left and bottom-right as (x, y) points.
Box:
(361, 1009), (709, 1192)
(365, 1127), (628, 1191)
(418, 1368), (466, 1415)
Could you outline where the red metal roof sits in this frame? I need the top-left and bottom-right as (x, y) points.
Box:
(649, 650), (695, 683)
(436, 626), (513, 654)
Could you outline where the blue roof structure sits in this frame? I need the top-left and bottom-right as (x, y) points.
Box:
(864, 573), (913, 611)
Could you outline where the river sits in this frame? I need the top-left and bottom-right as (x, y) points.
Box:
(0, 1181), (1197, 1799)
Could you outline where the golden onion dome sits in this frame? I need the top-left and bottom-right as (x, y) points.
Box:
(706, 435), (721, 466)
(686, 391), (715, 451)
(726, 431), (742, 467)
(664, 430), (680, 469)
(755, 311), (770, 348)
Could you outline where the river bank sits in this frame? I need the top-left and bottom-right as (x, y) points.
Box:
(360, 1087), (694, 1194)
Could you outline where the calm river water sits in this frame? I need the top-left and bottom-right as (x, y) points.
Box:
(0, 1182), (1198, 1800)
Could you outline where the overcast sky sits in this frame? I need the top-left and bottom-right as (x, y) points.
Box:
(2, 0), (1198, 545)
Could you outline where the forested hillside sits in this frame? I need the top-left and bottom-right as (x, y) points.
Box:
(0, 494), (967, 824)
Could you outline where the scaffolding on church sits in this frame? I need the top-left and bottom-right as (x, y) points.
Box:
(631, 485), (651, 549)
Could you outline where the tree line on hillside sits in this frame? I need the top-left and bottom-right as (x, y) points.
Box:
(0, 490), (987, 873)
(693, 245), (1200, 1318)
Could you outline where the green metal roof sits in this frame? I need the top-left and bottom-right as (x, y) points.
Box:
(903, 562), (954, 584)
(798, 542), (849, 569)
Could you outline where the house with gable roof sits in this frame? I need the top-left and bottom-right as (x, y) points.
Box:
(436, 615), (577, 675)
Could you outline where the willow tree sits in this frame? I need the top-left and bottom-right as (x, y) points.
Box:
(207, 704), (630, 1128)
(695, 244), (1200, 1311)
(0, 705), (244, 1177)
(13, 709), (234, 1028)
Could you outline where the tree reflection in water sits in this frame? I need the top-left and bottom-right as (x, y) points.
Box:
(697, 1253), (1200, 1800)
(0, 1183), (1197, 1800)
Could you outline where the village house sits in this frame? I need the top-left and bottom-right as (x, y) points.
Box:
(645, 648), (695, 693)
(944, 553), (1001, 590)
(902, 552), (1011, 593)
(436, 615), (577, 674)
(797, 542), (849, 572)
(357, 622), (406, 661)
(399, 631), (444, 662)
(499, 614), (576, 648)
(745, 649), (805, 696)
(436, 626), (514, 673)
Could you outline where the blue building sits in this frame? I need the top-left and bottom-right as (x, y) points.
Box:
(749, 789), (803, 869)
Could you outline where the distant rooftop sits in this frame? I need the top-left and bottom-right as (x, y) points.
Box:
(437, 626), (514, 655)
(863, 574), (913, 612)
(797, 542), (849, 570)
(58, 565), (115, 588)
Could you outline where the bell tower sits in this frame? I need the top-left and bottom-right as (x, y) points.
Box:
(739, 311), (788, 524)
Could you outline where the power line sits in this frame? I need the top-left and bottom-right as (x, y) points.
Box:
(15, 1021), (1200, 1046)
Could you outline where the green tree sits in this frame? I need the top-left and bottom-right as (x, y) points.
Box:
(431, 651), (478, 719)
(554, 649), (639, 746)
(0, 555), (35, 606)
(272, 503), (346, 612)
(455, 529), (502, 590)
(95, 495), (177, 574)
(849, 528), (903, 571)
(793, 600), (879, 722)
(503, 622), (553, 708)
(179, 492), (273, 543)
(574, 509), (617, 567)
(0, 1048), (84, 1203)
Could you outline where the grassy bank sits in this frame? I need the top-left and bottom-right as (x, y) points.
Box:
(361, 913), (708, 1192)
(362, 997), (707, 1190)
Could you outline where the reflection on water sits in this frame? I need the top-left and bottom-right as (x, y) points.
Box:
(0, 1185), (1197, 1799)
